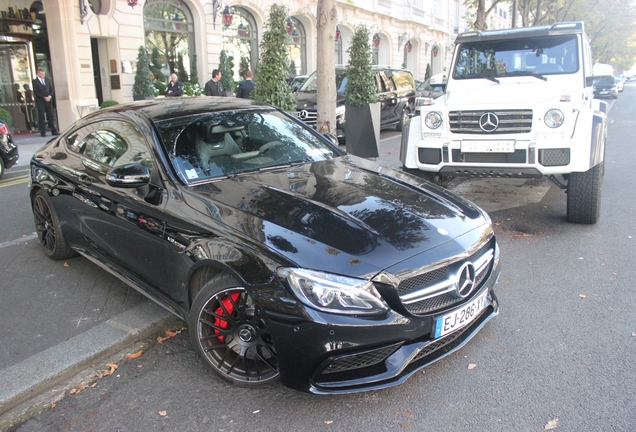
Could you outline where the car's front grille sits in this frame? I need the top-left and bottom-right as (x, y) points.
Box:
(451, 149), (527, 164)
(320, 342), (403, 374)
(449, 110), (533, 134)
(294, 110), (317, 124)
(398, 241), (494, 316)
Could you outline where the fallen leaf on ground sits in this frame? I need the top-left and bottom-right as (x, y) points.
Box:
(69, 384), (87, 395)
(579, 294), (586, 298)
(632, 333), (636, 337)
(158, 411), (167, 417)
(102, 363), (118, 376)
(126, 349), (144, 359)
(544, 418), (559, 430)
(63, 263), (69, 267)
(325, 420), (333, 425)
(468, 363), (477, 370)
(157, 328), (185, 344)
(400, 423), (411, 429)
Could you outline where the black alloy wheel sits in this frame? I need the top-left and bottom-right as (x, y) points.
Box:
(397, 108), (410, 131)
(189, 273), (279, 387)
(32, 190), (76, 260)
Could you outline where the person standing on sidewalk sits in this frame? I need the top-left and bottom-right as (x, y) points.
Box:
(165, 73), (184, 97)
(204, 69), (226, 96)
(236, 71), (255, 99)
(32, 69), (59, 137)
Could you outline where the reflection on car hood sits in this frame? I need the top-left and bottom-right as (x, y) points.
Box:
(181, 156), (487, 277)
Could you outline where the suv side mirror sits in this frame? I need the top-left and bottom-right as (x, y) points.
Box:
(585, 76), (595, 87)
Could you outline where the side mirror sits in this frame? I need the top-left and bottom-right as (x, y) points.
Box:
(106, 163), (150, 188)
(322, 133), (339, 147)
(586, 76), (595, 87)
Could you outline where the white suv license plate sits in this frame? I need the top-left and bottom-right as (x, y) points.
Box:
(433, 290), (489, 339)
(461, 141), (515, 153)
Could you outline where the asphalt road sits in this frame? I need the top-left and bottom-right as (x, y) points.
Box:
(3, 87), (636, 431)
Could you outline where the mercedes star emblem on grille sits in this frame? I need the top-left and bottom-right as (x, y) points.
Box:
(479, 112), (500, 132)
(454, 262), (476, 298)
(298, 110), (309, 120)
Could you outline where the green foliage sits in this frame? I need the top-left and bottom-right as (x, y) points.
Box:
(251, 4), (296, 112)
(100, 100), (119, 109)
(149, 47), (165, 82)
(425, 63), (431, 81)
(177, 54), (188, 82)
(0, 108), (12, 127)
(132, 46), (155, 98)
(219, 50), (235, 93)
(184, 82), (205, 96)
(239, 56), (250, 79)
(345, 24), (377, 107)
(154, 80), (167, 95)
(190, 54), (199, 85)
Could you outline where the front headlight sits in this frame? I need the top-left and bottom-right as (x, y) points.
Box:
(335, 105), (346, 118)
(424, 112), (443, 129)
(544, 109), (564, 128)
(276, 268), (389, 315)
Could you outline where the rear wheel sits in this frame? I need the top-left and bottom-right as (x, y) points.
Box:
(189, 273), (279, 387)
(32, 190), (76, 259)
(566, 162), (603, 224)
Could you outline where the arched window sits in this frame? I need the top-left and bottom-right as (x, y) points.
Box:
(144, 0), (195, 82)
(222, 7), (258, 81)
(286, 17), (306, 76)
(335, 34), (343, 65)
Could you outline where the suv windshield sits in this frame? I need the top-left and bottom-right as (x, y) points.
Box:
(593, 76), (615, 86)
(299, 70), (348, 94)
(453, 34), (579, 79)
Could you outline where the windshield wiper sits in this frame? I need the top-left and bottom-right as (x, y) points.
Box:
(502, 71), (547, 81)
(470, 75), (500, 84)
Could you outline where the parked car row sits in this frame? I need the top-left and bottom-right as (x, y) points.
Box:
(592, 75), (622, 99)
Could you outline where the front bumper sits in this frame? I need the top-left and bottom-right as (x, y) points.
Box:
(267, 259), (500, 394)
(1, 139), (19, 169)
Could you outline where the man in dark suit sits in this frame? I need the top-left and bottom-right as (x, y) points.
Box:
(165, 73), (184, 97)
(204, 69), (226, 96)
(32, 69), (59, 136)
(236, 70), (255, 99)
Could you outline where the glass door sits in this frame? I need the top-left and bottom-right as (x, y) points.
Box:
(0, 41), (35, 132)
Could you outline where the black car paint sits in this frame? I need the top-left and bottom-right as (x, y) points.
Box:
(28, 98), (499, 393)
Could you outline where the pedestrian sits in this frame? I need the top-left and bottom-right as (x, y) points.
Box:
(236, 70), (255, 99)
(165, 73), (184, 97)
(32, 69), (59, 136)
(204, 69), (226, 96)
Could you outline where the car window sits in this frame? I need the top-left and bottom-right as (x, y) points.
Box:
(155, 108), (341, 184)
(392, 71), (415, 92)
(378, 72), (396, 92)
(67, 120), (155, 173)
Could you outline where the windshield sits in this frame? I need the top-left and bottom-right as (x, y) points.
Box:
(155, 108), (341, 184)
(453, 34), (579, 79)
(299, 70), (348, 94)
(594, 77), (615, 86)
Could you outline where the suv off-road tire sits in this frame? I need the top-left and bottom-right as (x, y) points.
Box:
(566, 162), (603, 224)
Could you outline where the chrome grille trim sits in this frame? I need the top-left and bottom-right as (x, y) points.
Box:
(401, 249), (493, 304)
(449, 109), (533, 134)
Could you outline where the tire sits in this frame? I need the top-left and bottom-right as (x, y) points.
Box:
(0, 158), (4, 180)
(189, 273), (279, 387)
(32, 190), (76, 260)
(396, 108), (410, 131)
(403, 167), (452, 188)
(566, 162), (603, 224)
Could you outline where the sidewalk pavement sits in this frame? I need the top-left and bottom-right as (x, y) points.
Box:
(0, 130), (404, 427)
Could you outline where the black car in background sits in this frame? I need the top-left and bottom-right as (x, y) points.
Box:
(0, 121), (19, 180)
(593, 76), (618, 99)
(294, 66), (417, 141)
(28, 97), (500, 394)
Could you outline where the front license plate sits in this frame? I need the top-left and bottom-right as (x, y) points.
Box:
(461, 141), (515, 153)
(433, 290), (488, 339)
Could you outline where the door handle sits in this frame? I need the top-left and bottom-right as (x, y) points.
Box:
(78, 174), (92, 185)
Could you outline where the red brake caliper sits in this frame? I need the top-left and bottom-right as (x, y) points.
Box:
(214, 292), (240, 342)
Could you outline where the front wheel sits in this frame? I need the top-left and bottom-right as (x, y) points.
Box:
(396, 108), (410, 131)
(32, 190), (76, 260)
(189, 273), (279, 387)
(566, 162), (603, 224)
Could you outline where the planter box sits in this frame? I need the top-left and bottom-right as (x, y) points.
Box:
(344, 102), (380, 158)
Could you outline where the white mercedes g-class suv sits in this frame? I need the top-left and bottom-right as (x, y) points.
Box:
(401, 22), (607, 224)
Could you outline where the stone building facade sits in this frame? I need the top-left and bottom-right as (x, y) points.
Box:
(0, 0), (458, 132)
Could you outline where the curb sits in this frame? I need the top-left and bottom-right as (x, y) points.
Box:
(0, 301), (180, 421)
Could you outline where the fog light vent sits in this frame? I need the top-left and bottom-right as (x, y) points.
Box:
(539, 148), (570, 166)
(321, 343), (402, 374)
(418, 148), (442, 165)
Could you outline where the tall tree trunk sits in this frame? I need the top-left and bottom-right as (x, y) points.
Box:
(316, 0), (337, 136)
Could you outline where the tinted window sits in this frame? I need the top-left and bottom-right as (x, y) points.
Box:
(392, 70), (415, 92)
(155, 108), (341, 184)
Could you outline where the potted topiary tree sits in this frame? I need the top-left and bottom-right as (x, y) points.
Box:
(132, 46), (155, 101)
(219, 50), (235, 96)
(251, 4), (296, 112)
(344, 24), (380, 158)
